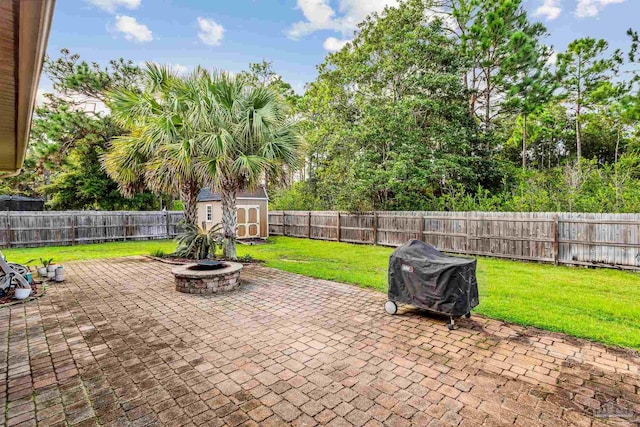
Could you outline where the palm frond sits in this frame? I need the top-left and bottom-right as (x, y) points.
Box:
(106, 65), (300, 212)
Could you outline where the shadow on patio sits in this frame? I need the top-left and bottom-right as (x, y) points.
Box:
(1, 258), (639, 426)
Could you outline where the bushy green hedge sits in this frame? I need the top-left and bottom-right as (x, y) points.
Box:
(271, 158), (640, 213)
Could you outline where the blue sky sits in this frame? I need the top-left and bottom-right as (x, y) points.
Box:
(42, 0), (640, 95)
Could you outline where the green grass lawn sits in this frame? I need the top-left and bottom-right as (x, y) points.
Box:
(2, 240), (178, 264)
(4, 236), (640, 350)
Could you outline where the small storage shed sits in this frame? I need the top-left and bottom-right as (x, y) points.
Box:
(196, 187), (269, 239)
(0, 195), (45, 211)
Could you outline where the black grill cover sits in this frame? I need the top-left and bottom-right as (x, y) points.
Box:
(388, 240), (479, 316)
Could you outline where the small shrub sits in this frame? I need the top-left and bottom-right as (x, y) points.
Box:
(150, 249), (165, 258)
(174, 222), (224, 260)
(238, 254), (254, 262)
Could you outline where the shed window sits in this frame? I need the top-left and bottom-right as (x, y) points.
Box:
(206, 205), (212, 222)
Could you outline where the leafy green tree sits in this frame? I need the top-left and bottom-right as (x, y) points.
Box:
(3, 49), (159, 210)
(105, 64), (208, 225)
(269, 181), (322, 210)
(44, 133), (157, 210)
(504, 43), (557, 168)
(504, 102), (573, 169)
(436, 0), (548, 133)
(238, 61), (302, 188)
(556, 38), (622, 161)
(301, 0), (480, 211)
(191, 70), (300, 258)
(107, 66), (300, 259)
(46, 48), (141, 104)
(530, 102), (574, 168)
(0, 153), (42, 196)
(238, 60), (298, 106)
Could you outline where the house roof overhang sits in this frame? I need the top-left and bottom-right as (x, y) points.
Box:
(197, 186), (269, 202)
(0, 0), (55, 177)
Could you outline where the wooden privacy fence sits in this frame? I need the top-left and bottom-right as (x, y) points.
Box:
(0, 211), (184, 248)
(268, 211), (640, 270)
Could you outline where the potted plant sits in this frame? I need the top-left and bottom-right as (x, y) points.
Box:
(40, 258), (55, 278)
(22, 259), (37, 278)
(38, 258), (52, 277)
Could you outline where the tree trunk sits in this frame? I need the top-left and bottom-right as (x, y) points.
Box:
(180, 180), (199, 226)
(575, 111), (582, 162)
(522, 114), (527, 169)
(221, 186), (237, 260)
(615, 126), (620, 164)
(463, 72), (474, 116)
(484, 68), (491, 135)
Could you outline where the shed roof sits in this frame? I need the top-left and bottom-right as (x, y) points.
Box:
(0, 195), (45, 202)
(197, 187), (268, 202)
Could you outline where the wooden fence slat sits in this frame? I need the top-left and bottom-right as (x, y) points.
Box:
(553, 214), (559, 265)
(71, 215), (76, 246)
(5, 212), (11, 249)
(165, 211), (170, 238)
(268, 210), (640, 270)
(282, 212), (286, 236)
(373, 212), (378, 245)
(0, 211), (184, 249)
(8, 208), (640, 270)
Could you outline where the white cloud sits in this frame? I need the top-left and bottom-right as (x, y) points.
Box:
(36, 88), (49, 107)
(288, 0), (399, 39)
(172, 64), (189, 75)
(535, 0), (562, 20)
(576, 0), (626, 18)
(87, 0), (141, 13)
(140, 62), (189, 75)
(114, 15), (153, 42)
(36, 87), (109, 114)
(289, 0), (337, 38)
(547, 50), (558, 66)
(337, 0), (400, 30)
(197, 17), (224, 46)
(323, 37), (351, 52)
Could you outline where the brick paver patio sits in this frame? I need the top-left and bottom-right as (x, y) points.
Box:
(1, 258), (639, 427)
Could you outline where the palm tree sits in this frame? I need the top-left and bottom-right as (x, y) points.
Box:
(105, 65), (300, 259)
(104, 63), (205, 225)
(190, 69), (300, 259)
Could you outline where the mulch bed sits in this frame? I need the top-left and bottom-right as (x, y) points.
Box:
(0, 281), (46, 307)
(147, 256), (263, 265)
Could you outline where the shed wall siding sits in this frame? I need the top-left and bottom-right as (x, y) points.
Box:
(196, 198), (268, 238)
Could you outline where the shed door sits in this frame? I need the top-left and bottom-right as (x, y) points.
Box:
(237, 205), (260, 238)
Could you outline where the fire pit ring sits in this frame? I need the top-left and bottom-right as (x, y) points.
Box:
(172, 261), (243, 294)
(189, 260), (228, 271)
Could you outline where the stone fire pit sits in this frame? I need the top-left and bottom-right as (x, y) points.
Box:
(172, 261), (243, 294)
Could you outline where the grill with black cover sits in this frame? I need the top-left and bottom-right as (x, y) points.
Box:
(386, 240), (479, 329)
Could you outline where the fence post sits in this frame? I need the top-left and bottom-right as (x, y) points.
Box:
(465, 212), (470, 253)
(282, 211), (286, 236)
(307, 211), (311, 239)
(5, 212), (11, 248)
(71, 214), (76, 246)
(123, 214), (128, 241)
(373, 212), (378, 245)
(337, 212), (341, 242)
(553, 214), (559, 265)
(418, 215), (424, 241)
(165, 211), (170, 238)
